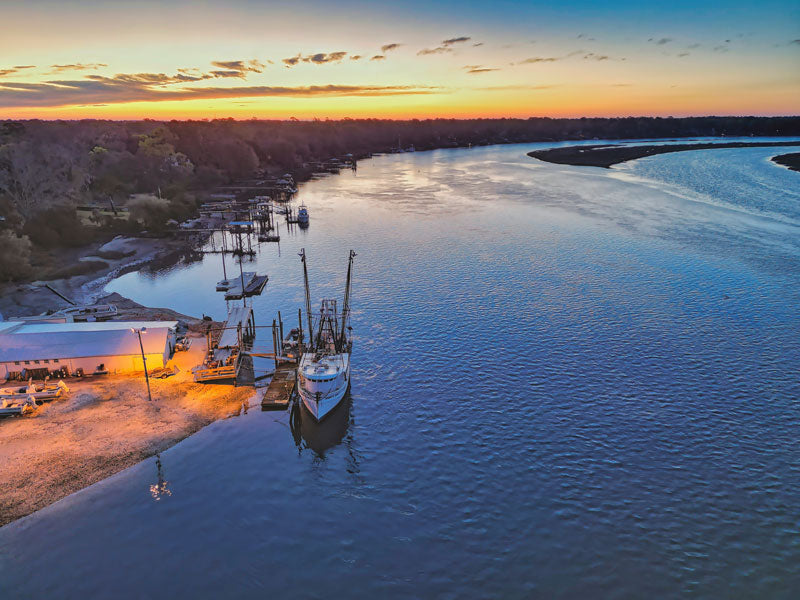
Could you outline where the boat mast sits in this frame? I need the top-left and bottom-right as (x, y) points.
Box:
(300, 248), (314, 348)
(339, 250), (356, 348)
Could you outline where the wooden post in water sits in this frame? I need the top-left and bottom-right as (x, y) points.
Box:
(272, 319), (279, 369)
(298, 307), (304, 352)
(278, 311), (284, 351)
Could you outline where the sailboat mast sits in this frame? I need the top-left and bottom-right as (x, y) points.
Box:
(300, 248), (314, 348)
(339, 250), (356, 346)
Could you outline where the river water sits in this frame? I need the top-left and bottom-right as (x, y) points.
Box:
(2, 140), (799, 598)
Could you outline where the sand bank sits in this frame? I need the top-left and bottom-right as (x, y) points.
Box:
(0, 334), (255, 526)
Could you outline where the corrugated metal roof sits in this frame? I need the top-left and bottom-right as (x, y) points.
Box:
(10, 321), (177, 335)
(0, 322), (21, 334)
(0, 327), (171, 362)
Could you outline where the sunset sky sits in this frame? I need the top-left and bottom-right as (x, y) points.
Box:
(1, 0), (798, 119)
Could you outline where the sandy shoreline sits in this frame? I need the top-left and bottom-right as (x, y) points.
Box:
(0, 228), (258, 526)
(527, 140), (800, 168)
(0, 233), (206, 319)
(0, 333), (256, 526)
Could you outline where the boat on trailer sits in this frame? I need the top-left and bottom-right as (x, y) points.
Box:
(297, 249), (356, 421)
(0, 397), (37, 416)
(0, 378), (69, 401)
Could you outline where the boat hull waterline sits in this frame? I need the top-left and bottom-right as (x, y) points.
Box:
(298, 354), (350, 421)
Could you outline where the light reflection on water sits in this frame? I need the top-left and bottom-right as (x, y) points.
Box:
(1, 141), (799, 598)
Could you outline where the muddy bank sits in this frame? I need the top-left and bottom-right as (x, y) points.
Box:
(0, 335), (255, 526)
(527, 140), (800, 168)
(0, 234), (207, 320)
(771, 152), (800, 173)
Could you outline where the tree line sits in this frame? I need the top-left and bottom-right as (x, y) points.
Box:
(1, 116), (798, 281)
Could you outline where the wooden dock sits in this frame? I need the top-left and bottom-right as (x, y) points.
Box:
(261, 361), (297, 410)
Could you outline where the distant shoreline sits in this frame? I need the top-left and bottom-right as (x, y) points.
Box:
(771, 152), (800, 173)
(527, 140), (800, 168)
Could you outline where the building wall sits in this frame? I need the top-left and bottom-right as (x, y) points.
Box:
(1, 351), (167, 379)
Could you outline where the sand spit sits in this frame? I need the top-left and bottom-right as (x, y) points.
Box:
(0, 336), (255, 526)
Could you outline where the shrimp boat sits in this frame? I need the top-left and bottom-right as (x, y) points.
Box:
(0, 378), (69, 401)
(297, 249), (356, 421)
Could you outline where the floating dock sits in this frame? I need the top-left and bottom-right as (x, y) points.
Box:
(260, 361), (297, 410)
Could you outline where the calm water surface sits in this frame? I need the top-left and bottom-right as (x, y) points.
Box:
(2, 141), (799, 598)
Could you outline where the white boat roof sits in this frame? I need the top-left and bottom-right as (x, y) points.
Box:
(300, 354), (348, 378)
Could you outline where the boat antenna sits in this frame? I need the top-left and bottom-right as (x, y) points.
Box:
(300, 248), (313, 348)
(339, 250), (356, 347)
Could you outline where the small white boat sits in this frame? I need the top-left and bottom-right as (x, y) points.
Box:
(297, 250), (355, 421)
(52, 304), (117, 322)
(0, 378), (69, 401)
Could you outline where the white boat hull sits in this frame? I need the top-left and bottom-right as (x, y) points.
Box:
(298, 355), (350, 421)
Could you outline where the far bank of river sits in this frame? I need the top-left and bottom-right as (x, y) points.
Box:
(528, 140), (800, 168)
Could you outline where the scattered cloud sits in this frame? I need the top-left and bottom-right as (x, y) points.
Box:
(210, 59), (265, 77)
(687, 43), (702, 49)
(381, 43), (402, 53)
(350, 55), (363, 61)
(49, 63), (107, 73)
(677, 52), (690, 58)
(0, 65), (36, 78)
(790, 39), (800, 45)
(418, 36), (472, 56)
(466, 68), (498, 74)
(712, 45), (730, 53)
(472, 42), (484, 47)
(610, 83), (632, 87)
(582, 53), (610, 61)
(515, 56), (559, 64)
(370, 55), (386, 61)
(282, 52), (348, 67)
(0, 76), (441, 108)
(647, 38), (672, 45)
(418, 46), (452, 56)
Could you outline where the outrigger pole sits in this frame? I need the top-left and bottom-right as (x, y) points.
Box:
(339, 250), (356, 350)
(300, 248), (313, 348)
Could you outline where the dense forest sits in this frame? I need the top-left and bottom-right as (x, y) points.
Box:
(1, 116), (799, 281)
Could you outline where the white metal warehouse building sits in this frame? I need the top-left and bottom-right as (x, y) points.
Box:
(0, 320), (178, 379)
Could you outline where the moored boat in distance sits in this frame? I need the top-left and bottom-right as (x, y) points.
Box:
(297, 249), (356, 421)
(297, 204), (309, 227)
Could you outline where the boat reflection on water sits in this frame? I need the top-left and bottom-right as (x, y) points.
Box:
(149, 453), (172, 501)
(290, 392), (352, 455)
